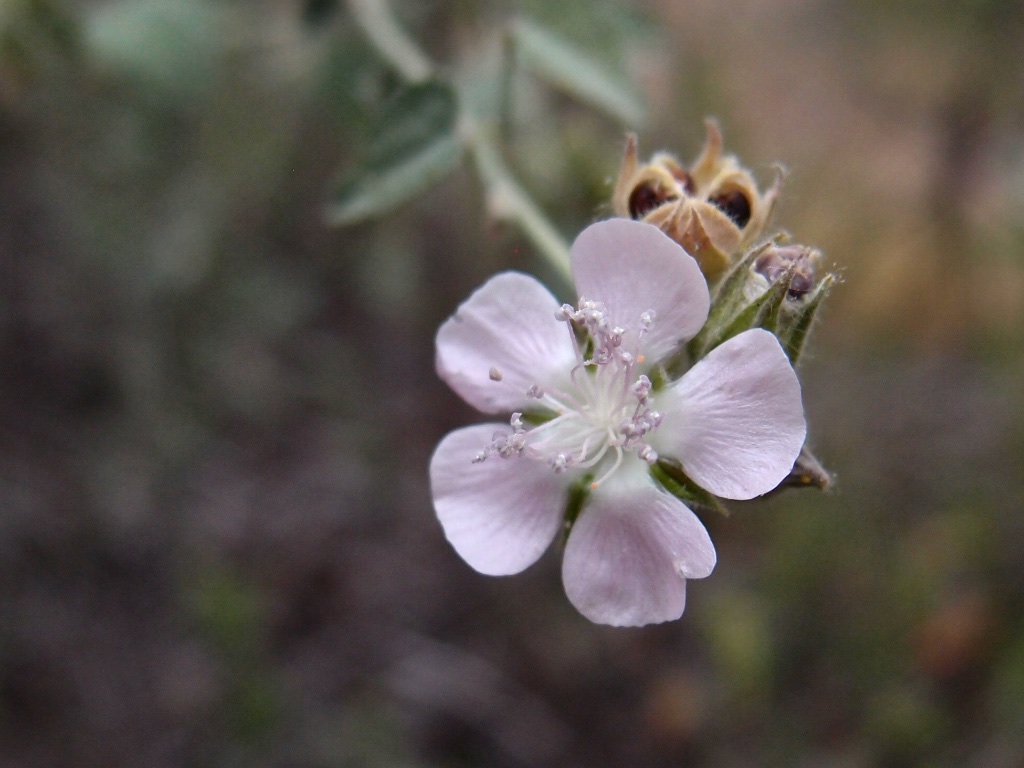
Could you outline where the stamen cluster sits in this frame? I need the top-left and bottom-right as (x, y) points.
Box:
(475, 297), (664, 490)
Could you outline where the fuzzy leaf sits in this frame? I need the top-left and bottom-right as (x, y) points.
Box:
(510, 17), (645, 126)
(85, 0), (224, 102)
(327, 81), (463, 225)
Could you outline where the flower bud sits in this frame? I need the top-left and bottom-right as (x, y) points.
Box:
(753, 244), (820, 300)
(613, 120), (781, 280)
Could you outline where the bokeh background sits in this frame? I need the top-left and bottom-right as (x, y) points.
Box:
(2, 0), (1024, 766)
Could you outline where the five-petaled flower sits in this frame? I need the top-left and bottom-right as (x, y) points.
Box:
(429, 218), (806, 626)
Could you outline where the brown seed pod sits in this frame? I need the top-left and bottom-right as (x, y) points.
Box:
(613, 121), (781, 280)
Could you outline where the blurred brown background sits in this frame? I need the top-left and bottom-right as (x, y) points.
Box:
(1, 0), (1023, 766)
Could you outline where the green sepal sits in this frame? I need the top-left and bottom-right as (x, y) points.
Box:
(694, 246), (768, 347)
(651, 459), (729, 517)
(690, 265), (792, 362)
(775, 272), (836, 366)
(686, 244), (768, 363)
(647, 361), (671, 391)
(326, 80), (463, 225)
(559, 474), (593, 545)
(520, 408), (559, 426)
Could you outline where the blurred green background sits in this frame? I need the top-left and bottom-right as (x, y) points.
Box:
(1, 0), (1023, 766)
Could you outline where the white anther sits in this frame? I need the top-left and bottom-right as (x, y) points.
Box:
(489, 367), (503, 381)
(638, 445), (658, 464)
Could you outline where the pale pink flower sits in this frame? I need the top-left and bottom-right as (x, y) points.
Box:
(430, 219), (805, 626)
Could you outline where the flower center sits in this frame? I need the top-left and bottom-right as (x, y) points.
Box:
(474, 298), (662, 490)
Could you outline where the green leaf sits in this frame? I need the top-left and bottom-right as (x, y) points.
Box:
(327, 80), (463, 225)
(510, 17), (646, 126)
(519, 0), (655, 48)
(84, 0), (224, 102)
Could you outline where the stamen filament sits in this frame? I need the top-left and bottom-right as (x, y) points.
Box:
(590, 446), (624, 489)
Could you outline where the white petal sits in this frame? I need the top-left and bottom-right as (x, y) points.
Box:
(570, 219), (710, 362)
(430, 423), (567, 576)
(654, 328), (806, 500)
(436, 272), (575, 414)
(561, 465), (716, 627)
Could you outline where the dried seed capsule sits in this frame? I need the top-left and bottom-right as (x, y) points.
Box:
(708, 189), (751, 229)
(628, 183), (677, 219)
(612, 121), (781, 280)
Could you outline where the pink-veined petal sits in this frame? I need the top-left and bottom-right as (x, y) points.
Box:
(436, 272), (575, 414)
(654, 328), (806, 500)
(570, 219), (710, 362)
(430, 423), (567, 576)
(561, 464), (716, 627)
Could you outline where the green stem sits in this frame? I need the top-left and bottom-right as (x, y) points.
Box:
(467, 127), (572, 281)
(498, 29), (517, 144)
(346, 0), (432, 83)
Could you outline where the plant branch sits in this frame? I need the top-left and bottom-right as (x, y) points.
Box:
(467, 125), (572, 281)
(348, 0), (572, 281)
(347, 0), (432, 83)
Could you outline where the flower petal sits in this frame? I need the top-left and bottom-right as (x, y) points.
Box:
(561, 465), (716, 626)
(570, 219), (710, 361)
(436, 272), (575, 414)
(654, 328), (806, 500)
(430, 423), (567, 576)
